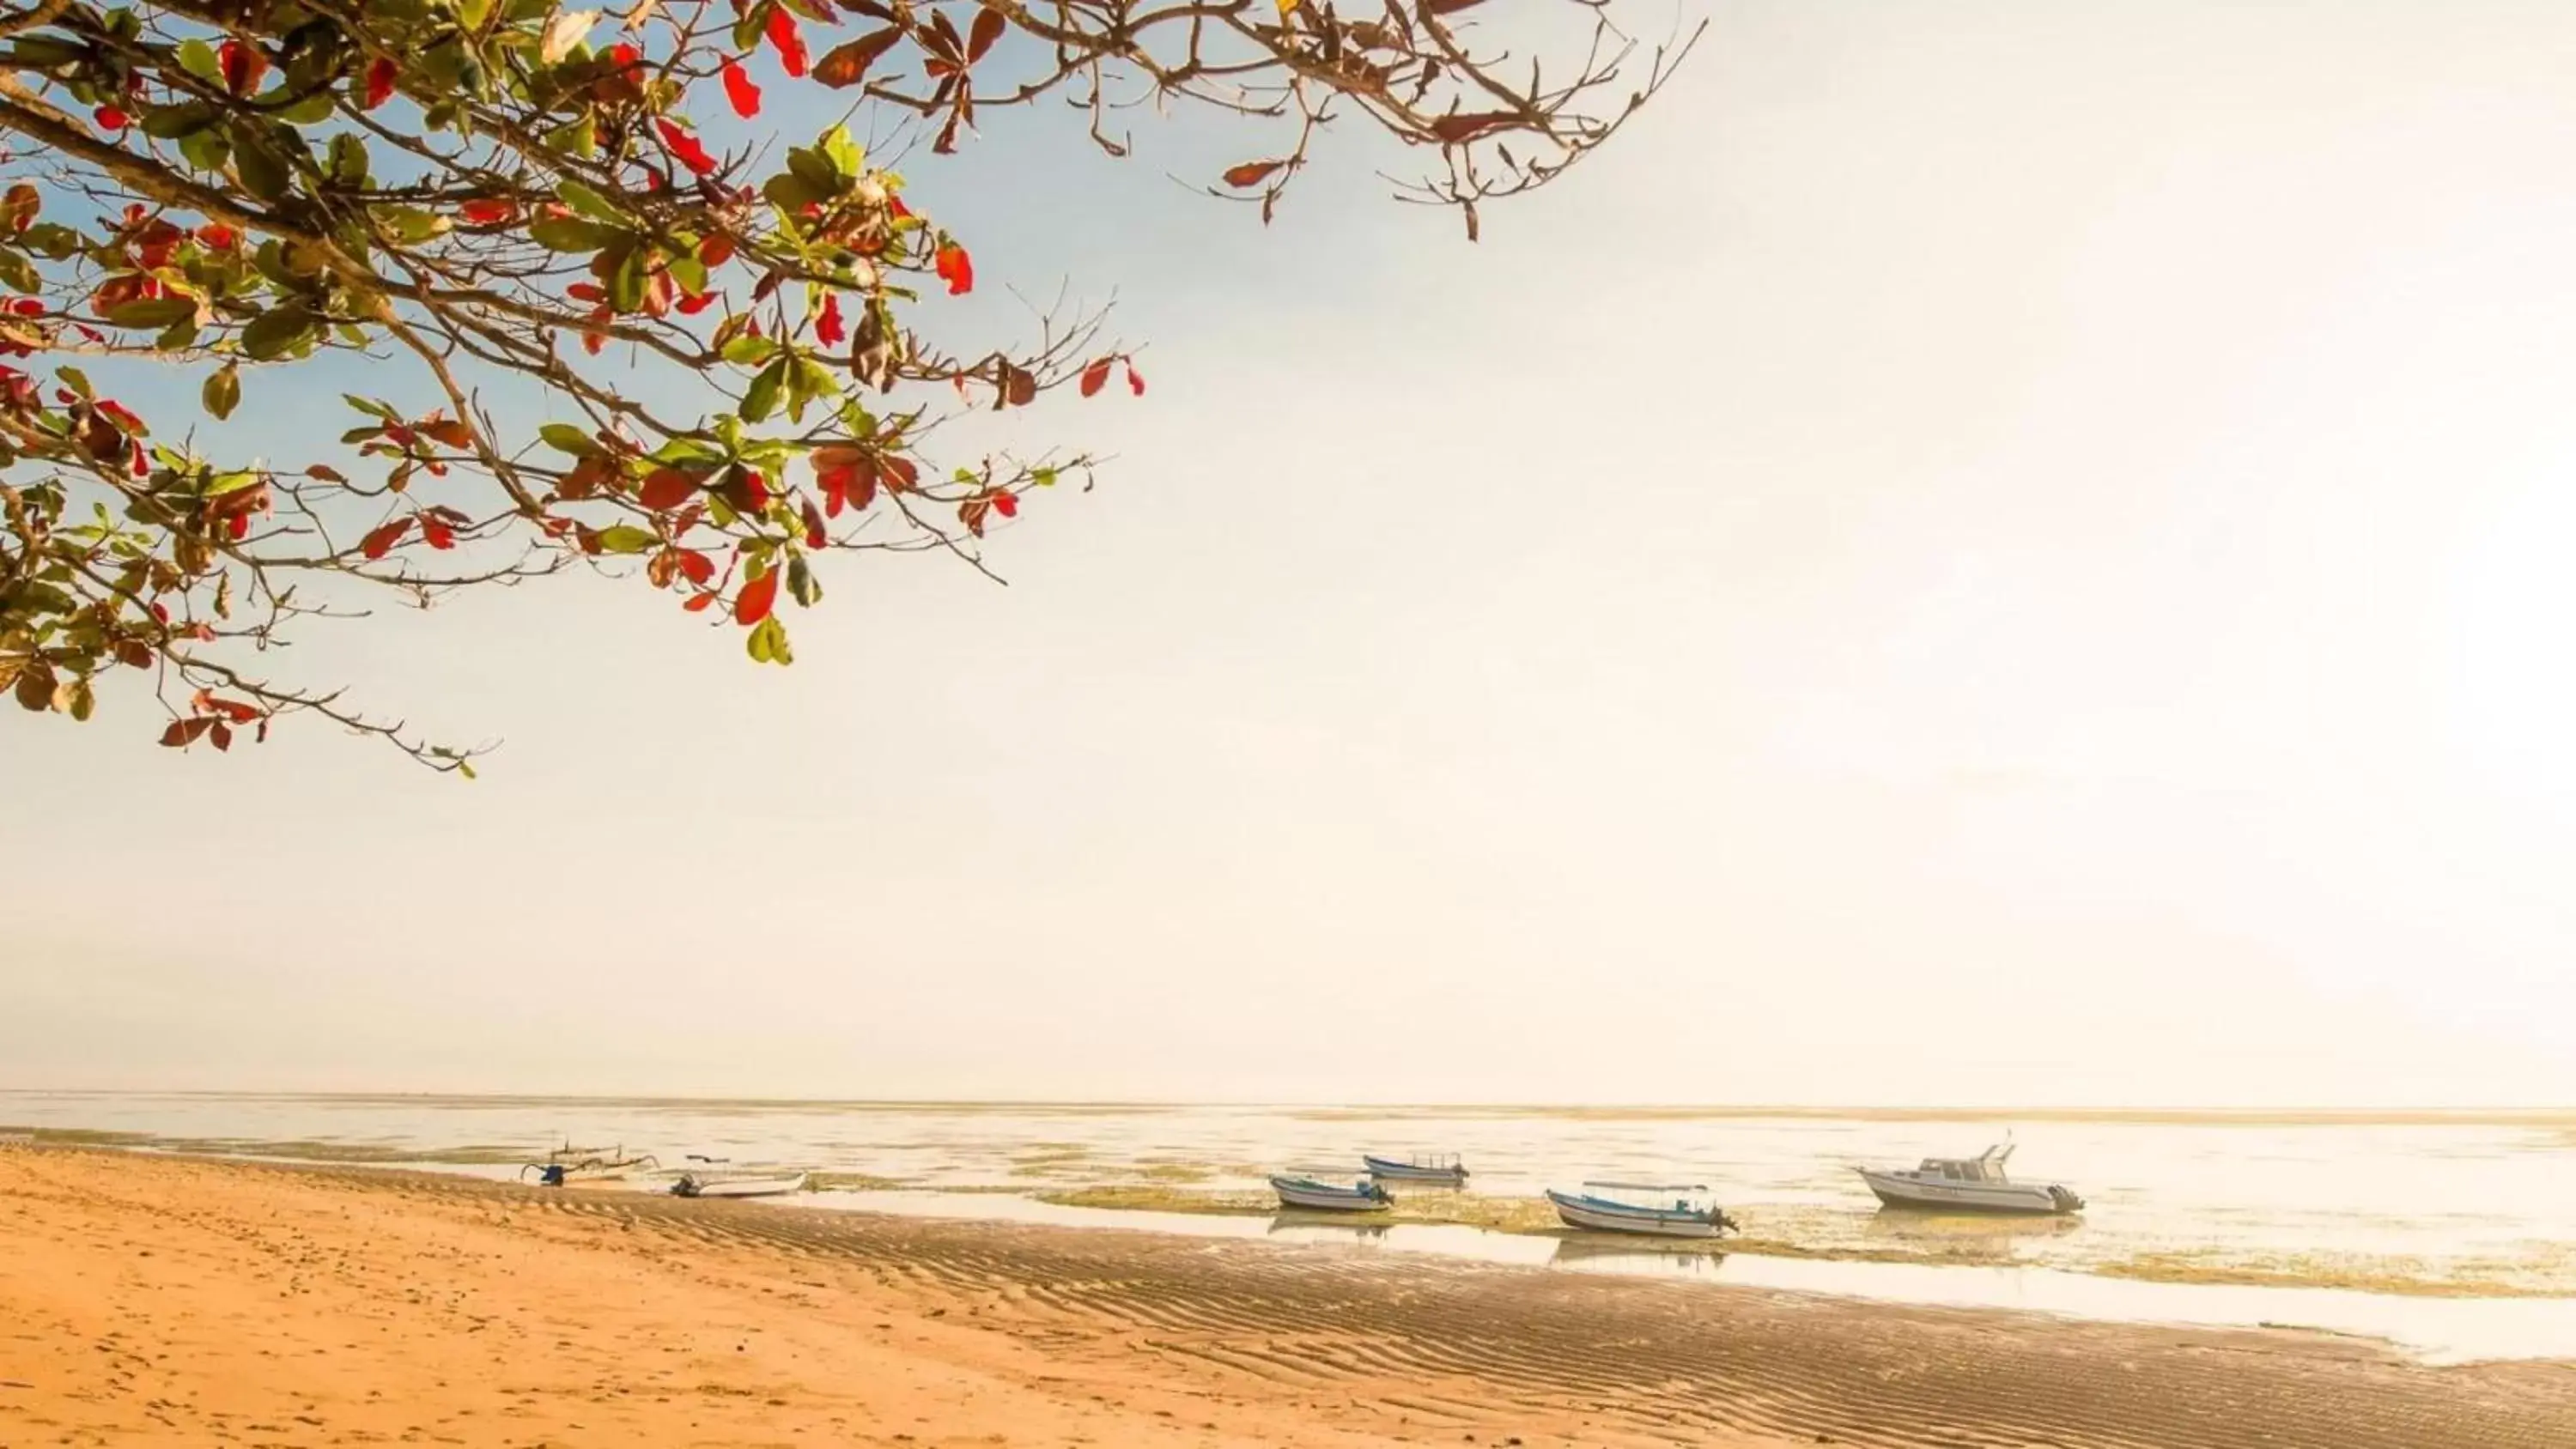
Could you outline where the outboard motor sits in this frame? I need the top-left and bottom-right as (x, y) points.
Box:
(538, 1163), (566, 1188)
(2048, 1185), (2086, 1213)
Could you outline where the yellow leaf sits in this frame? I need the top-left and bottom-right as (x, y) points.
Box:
(1276, 0), (1297, 13)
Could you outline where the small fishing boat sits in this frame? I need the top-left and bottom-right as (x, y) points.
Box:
(1364, 1153), (1469, 1185)
(1546, 1181), (1738, 1239)
(1856, 1143), (2084, 1216)
(1270, 1174), (1394, 1213)
(670, 1171), (809, 1199)
(519, 1141), (659, 1184)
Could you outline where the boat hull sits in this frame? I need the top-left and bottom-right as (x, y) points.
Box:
(1546, 1189), (1723, 1239)
(1363, 1155), (1468, 1185)
(673, 1172), (809, 1199)
(1271, 1176), (1392, 1213)
(1856, 1169), (2079, 1215)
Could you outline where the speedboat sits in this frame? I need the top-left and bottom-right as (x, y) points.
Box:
(1271, 1174), (1394, 1212)
(1546, 1181), (1737, 1239)
(1363, 1153), (1468, 1185)
(1856, 1143), (2084, 1216)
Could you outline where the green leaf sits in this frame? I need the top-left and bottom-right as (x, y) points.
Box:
(277, 88), (337, 126)
(155, 318), (200, 351)
(761, 173), (823, 213)
(231, 133), (292, 202)
(666, 250), (708, 297)
(328, 133), (372, 188)
(241, 306), (317, 361)
(1032, 465), (1059, 488)
(175, 129), (231, 173)
(544, 112), (598, 158)
(175, 38), (222, 81)
(608, 246), (646, 313)
(140, 102), (217, 140)
(787, 147), (844, 199)
(787, 555), (819, 608)
(106, 296), (197, 329)
(556, 179), (623, 223)
(528, 217), (613, 253)
(593, 524), (656, 555)
(739, 357), (787, 423)
(342, 394), (399, 421)
(538, 423), (600, 457)
(720, 333), (779, 367)
(819, 125), (864, 179)
(0, 248), (36, 294)
(746, 614), (792, 665)
(202, 362), (240, 421)
(55, 366), (91, 399)
(18, 223), (78, 260)
(374, 205), (449, 244)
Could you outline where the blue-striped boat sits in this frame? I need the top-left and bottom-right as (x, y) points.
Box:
(1363, 1153), (1468, 1185)
(1271, 1174), (1394, 1212)
(1546, 1181), (1738, 1239)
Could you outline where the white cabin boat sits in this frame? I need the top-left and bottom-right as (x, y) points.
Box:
(670, 1171), (809, 1199)
(1271, 1175), (1394, 1213)
(1856, 1144), (2083, 1216)
(1546, 1181), (1737, 1239)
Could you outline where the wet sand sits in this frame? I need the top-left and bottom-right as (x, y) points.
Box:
(3, 1147), (2571, 1448)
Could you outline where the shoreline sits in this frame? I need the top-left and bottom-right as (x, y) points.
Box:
(8, 1146), (2576, 1449)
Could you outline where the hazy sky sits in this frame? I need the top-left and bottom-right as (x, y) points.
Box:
(9, 0), (2576, 1106)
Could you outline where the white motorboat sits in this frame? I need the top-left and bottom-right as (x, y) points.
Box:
(1546, 1181), (1737, 1239)
(1271, 1174), (1394, 1212)
(1856, 1144), (2084, 1216)
(670, 1170), (809, 1199)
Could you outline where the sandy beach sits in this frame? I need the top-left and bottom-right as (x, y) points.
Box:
(3, 1147), (2572, 1449)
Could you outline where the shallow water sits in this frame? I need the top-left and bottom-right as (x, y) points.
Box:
(6, 1091), (2573, 1358)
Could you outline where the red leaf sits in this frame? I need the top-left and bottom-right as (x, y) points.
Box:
(93, 106), (129, 131)
(733, 568), (779, 626)
(764, 7), (810, 77)
(638, 467), (699, 511)
(362, 57), (397, 109)
(683, 591), (717, 613)
(1078, 357), (1111, 397)
(1221, 160), (1286, 189)
(677, 549), (715, 585)
(992, 490), (1018, 518)
(226, 512), (250, 541)
(1125, 361), (1146, 396)
(815, 292), (844, 348)
(813, 27), (902, 88)
(967, 6), (1005, 63)
(721, 59), (762, 117)
(218, 39), (269, 96)
(700, 233), (737, 268)
(958, 496), (989, 537)
(359, 518), (411, 560)
(934, 242), (973, 296)
(801, 497), (827, 549)
(420, 514), (456, 550)
(676, 291), (718, 315)
(195, 223), (238, 250)
(159, 717), (215, 748)
(461, 198), (517, 225)
(210, 721), (233, 752)
(655, 118), (717, 176)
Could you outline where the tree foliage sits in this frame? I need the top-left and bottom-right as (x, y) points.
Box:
(0, 0), (1692, 768)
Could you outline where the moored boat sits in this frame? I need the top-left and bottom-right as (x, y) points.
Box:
(1546, 1181), (1737, 1239)
(670, 1170), (809, 1199)
(1363, 1153), (1469, 1185)
(1856, 1143), (2083, 1216)
(1271, 1174), (1394, 1213)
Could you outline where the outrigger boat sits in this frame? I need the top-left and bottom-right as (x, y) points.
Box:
(1363, 1153), (1469, 1185)
(1270, 1174), (1394, 1213)
(519, 1141), (659, 1185)
(670, 1170), (809, 1199)
(1856, 1143), (2085, 1216)
(1546, 1181), (1738, 1239)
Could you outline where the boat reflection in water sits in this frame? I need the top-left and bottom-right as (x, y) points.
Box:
(1267, 1213), (1390, 1244)
(1546, 1234), (1728, 1279)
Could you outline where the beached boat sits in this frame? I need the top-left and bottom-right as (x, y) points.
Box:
(1856, 1144), (2084, 1216)
(1270, 1174), (1394, 1213)
(1546, 1182), (1737, 1239)
(519, 1142), (659, 1185)
(1363, 1153), (1470, 1185)
(670, 1171), (809, 1199)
